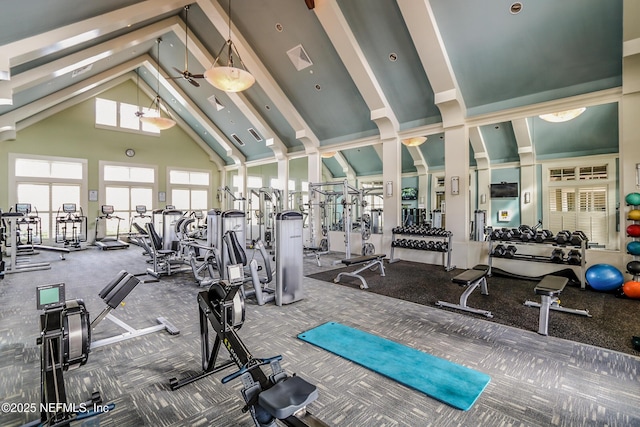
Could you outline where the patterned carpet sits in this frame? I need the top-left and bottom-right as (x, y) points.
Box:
(0, 247), (639, 427)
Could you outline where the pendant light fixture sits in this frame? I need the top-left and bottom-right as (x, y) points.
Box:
(401, 136), (427, 147)
(204, 0), (255, 92)
(539, 107), (586, 123)
(139, 38), (176, 130)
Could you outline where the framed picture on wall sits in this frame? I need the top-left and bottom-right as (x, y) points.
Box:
(498, 210), (511, 222)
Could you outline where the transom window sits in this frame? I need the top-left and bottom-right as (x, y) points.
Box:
(169, 168), (210, 212)
(95, 98), (159, 135)
(10, 155), (87, 241)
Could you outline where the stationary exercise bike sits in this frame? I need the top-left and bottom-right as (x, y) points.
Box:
(169, 264), (327, 427)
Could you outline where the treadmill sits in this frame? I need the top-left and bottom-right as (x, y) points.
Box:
(95, 205), (129, 250)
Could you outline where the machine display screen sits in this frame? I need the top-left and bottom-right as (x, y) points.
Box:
(15, 203), (31, 214)
(36, 283), (65, 310)
(63, 203), (76, 213)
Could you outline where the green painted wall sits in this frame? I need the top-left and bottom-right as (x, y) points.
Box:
(0, 80), (221, 214)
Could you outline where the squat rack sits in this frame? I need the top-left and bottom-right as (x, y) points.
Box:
(308, 180), (374, 260)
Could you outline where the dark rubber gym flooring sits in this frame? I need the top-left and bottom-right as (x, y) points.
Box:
(309, 260), (640, 356)
(1, 247), (639, 426)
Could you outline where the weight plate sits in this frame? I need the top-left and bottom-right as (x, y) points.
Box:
(362, 242), (375, 255)
(362, 228), (371, 240)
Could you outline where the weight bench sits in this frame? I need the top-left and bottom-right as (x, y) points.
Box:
(436, 267), (493, 317)
(334, 254), (386, 289)
(304, 246), (324, 267)
(524, 275), (591, 336)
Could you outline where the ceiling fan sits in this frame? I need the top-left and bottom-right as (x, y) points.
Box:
(168, 5), (204, 87)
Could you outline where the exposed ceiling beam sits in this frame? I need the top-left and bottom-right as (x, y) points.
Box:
(469, 127), (490, 170)
(1, 0), (191, 73)
(512, 118), (535, 166)
(1, 12), (251, 165)
(313, 0), (399, 140)
(334, 151), (356, 182)
(196, 0), (320, 153)
(169, 16), (289, 160)
(398, 0), (466, 128)
(6, 17), (182, 96)
(0, 57), (144, 136)
(0, 53), (226, 169)
(405, 146), (429, 175)
(140, 59), (246, 165)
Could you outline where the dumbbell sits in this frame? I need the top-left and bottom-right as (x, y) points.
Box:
(570, 231), (588, 246)
(493, 244), (507, 257)
(566, 249), (582, 265)
(535, 229), (554, 243)
(440, 242), (448, 252)
(504, 245), (517, 258)
(501, 228), (514, 240)
(418, 240), (428, 250)
(550, 248), (565, 263)
(426, 241), (436, 251)
(490, 228), (502, 241)
(555, 230), (572, 245)
(510, 228), (522, 240)
(519, 225), (536, 242)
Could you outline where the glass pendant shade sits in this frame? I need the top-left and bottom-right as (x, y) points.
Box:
(539, 108), (586, 123)
(401, 136), (427, 147)
(140, 114), (176, 130)
(204, 65), (255, 92)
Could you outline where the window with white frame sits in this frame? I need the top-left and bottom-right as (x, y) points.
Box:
(544, 159), (617, 249)
(101, 163), (155, 236)
(11, 155), (87, 241)
(95, 98), (160, 135)
(168, 169), (210, 212)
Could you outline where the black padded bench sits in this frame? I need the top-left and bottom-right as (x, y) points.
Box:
(524, 275), (591, 335)
(436, 267), (493, 317)
(334, 254), (386, 289)
(304, 246), (323, 267)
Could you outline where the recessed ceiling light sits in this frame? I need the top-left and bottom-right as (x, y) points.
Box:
(315, 84), (321, 91)
(510, 2), (522, 14)
(389, 53), (398, 62)
(275, 23), (283, 32)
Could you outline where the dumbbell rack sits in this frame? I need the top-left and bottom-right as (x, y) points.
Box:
(390, 229), (455, 271)
(487, 238), (587, 289)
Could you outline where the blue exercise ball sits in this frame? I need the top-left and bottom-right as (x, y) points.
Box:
(586, 264), (624, 291)
(628, 241), (640, 256)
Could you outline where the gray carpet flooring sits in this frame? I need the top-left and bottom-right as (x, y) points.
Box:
(1, 247), (639, 427)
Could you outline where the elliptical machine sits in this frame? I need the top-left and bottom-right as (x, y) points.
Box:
(169, 264), (327, 427)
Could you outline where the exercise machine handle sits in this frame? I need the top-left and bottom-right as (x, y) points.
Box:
(221, 355), (282, 384)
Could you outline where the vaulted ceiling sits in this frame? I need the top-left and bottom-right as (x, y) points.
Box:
(0, 0), (623, 175)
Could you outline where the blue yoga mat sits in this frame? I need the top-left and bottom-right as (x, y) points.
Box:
(298, 322), (490, 410)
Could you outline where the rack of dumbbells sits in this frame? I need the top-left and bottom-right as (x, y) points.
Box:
(390, 224), (455, 271)
(487, 224), (587, 289)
